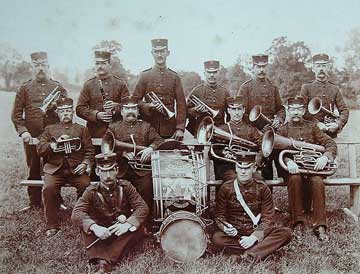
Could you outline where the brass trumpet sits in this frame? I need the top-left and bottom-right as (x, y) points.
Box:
(52, 137), (82, 154)
(146, 92), (175, 119)
(262, 129), (337, 176)
(39, 86), (60, 112)
(308, 97), (340, 121)
(196, 116), (258, 151)
(249, 105), (272, 131)
(188, 95), (219, 118)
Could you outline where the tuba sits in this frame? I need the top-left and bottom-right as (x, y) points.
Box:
(39, 86), (61, 112)
(146, 92), (175, 119)
(52, 136), (82, 154)
(249, 105), (272, 131)
(187, 95), (219, 118)
(308, 97), (340, 122)
(262, 129), (337, 176)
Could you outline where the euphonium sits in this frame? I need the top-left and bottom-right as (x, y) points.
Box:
(196, 116), (258, 151)
(39, 86), (60, 112)
(308, 97), (340, 121)
(262, 128), (337, 176)
(188, 95), (219, 118)
(249, 105), (272, 131)
(146, 92), (175, 119)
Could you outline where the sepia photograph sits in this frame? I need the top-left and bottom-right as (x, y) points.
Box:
(0, 0), (359, 273)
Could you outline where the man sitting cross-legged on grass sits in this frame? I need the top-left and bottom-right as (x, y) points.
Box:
(37, 97), (95, 237)
(212, 151), (292, 262)
(71, 152), (149, 274)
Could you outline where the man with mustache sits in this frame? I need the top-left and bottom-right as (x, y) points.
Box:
(186, 60), (230, 136)
(300, 54), (349, 138)
(237, 54), (285, 180)
(76, 50), (130, 138)
(12, 51), (67, 210)
(103, 96), (163, 225)
(133, 39), (186, 141)
(71, 152), (149, 274)
(277, 96), (337, 241)
(37, 97), (95, 236)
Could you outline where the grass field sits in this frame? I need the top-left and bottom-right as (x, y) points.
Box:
(0, 91), (360, 274)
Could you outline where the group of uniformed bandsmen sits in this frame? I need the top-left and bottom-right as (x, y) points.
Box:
(11, 38), (349, 273)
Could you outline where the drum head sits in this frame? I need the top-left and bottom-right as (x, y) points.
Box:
(160, 218), (207, 263)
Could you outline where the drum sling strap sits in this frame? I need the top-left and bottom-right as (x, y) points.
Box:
(233, 180), (261, 228)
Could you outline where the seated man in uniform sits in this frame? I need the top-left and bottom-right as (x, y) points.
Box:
(71, 153), (149, 274)
(212, 151), (292, 262)
(37, 97), (95, 236)
(277, 96), (337, 241)
(213, 96), (263, 181)
(104, 96), (163, 220)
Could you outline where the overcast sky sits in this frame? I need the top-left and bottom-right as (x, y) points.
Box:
(1, 0), (359, 81)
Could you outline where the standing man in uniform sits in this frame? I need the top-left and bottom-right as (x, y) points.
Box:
(104, 96), (163, 211)
(300, 53), (349, 138)
(186, 60), (230, 136)
(71, 152), (149, 274)
(76, 50), (130, 139)
(12, 51), (67, 209)
(237, 54), (285, 180)
(37, 97), (95, 236)
(212, 151), (292, 262)
(133, 39), (186, 141)
(213, 96), (263, 181)
(277, 96), (337, 241)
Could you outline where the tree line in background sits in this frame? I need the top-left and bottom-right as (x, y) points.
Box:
(1, 30), (359, 108)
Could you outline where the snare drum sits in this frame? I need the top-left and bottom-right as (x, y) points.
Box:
(159, 210), (207, 263)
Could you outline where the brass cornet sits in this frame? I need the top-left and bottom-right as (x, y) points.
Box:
(39, 86), (60, 113)
(188, 95), (219, 118)
(146, 92), (175, 119)
(52, 137), (82, 154)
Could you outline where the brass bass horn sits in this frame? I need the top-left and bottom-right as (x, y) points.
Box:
(187, 95), (219, 118)
(249, 105), (272, 131)
(146, 92), (175, 119)
(262, 129), (337, 176)
(196, 117), (258, 151)
(308, 97), (340, 120)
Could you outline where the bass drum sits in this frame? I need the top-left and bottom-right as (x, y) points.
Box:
(159, 210), (207, 263)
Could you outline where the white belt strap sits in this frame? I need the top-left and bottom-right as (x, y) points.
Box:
(233, 180), (261, 227)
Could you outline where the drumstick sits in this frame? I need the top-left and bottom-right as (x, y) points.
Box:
(216, 218), (241, 240)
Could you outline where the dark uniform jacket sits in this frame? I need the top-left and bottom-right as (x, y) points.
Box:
(300, 80), (349, 132)
(11, 78), (67, 137)
(277, 120), (337, 162)
(105, 120), (163, 177)
(237, 78), (285, 125)
(37, 122), (95, 175)
(132, 66), (186, 137)
(187, 83), (230, 135)
(215, 179), (275, 241)
(71, 180), (149, 233)
(218, 121), (262, 149)
(76, 74), (130, 138)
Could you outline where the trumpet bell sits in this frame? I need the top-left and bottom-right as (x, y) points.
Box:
(308, 97), (322, 115)
(101, 131), (115, 154)
(249, 105), (272, 130)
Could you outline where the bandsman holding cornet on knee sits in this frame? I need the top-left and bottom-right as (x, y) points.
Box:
(274, 96), (337, 241)
(37, 97), (95, 236)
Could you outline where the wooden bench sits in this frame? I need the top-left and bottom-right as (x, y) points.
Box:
(19, 137), (360, 221)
